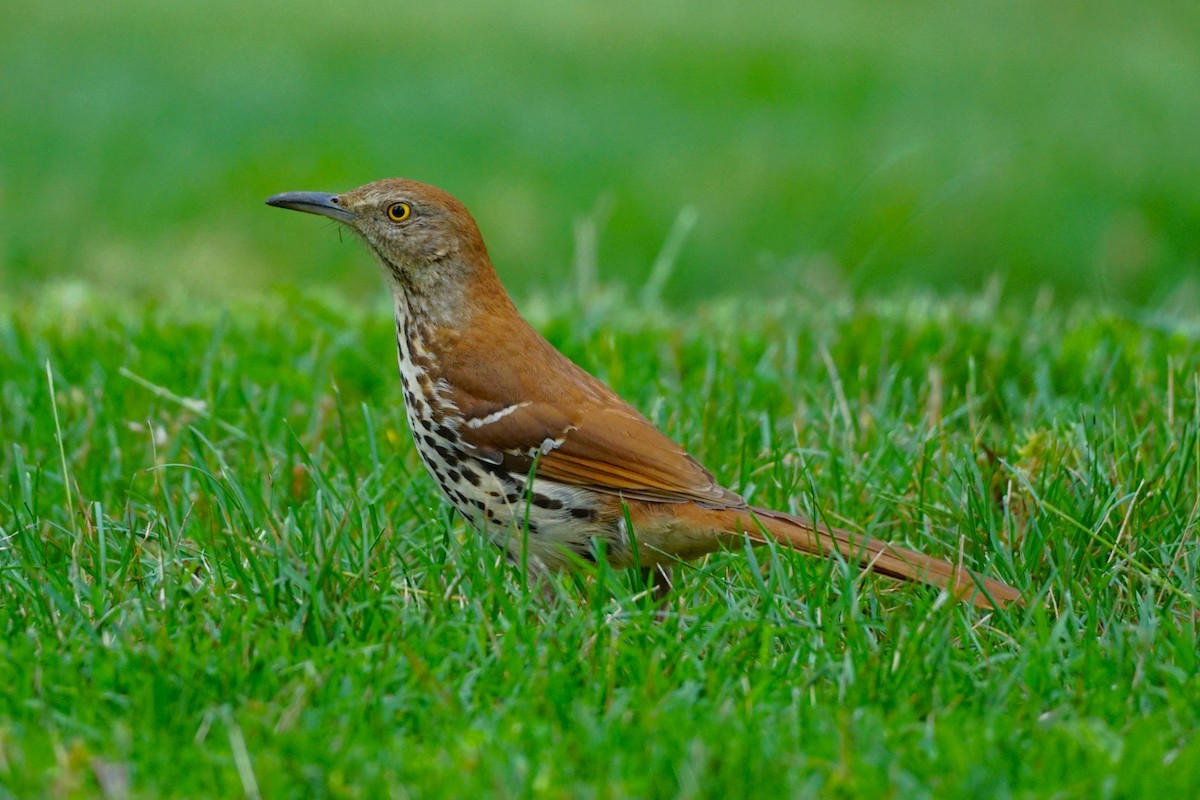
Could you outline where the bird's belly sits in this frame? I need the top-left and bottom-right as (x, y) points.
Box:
(409, 437), (626, 570)
(448, 468), (627, 571)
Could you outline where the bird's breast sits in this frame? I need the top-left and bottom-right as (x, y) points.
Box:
(393, 316), (633, 570)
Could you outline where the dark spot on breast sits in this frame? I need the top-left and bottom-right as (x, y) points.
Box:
(435, 424), (455, 441)
(476, 458), (509, 476)
(569, 506), (595, 520)
(532, 492), (564, 510)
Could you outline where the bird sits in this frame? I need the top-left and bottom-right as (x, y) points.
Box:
(266, 178), (1020, 609)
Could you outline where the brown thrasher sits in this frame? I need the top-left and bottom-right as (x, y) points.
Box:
(266, 178), (1019, 609)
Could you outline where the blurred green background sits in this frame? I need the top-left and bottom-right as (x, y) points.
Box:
(2, 0), (1197, 305)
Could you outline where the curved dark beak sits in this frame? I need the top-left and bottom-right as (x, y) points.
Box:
(265, 191), (356, 222)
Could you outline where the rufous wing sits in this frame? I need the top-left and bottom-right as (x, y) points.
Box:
(539, 404), (742, 505)
(441, 335), (742, 507)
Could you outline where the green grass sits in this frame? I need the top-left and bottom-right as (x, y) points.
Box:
(2, 0), (1199, 302)
(2, 283), (1198, 797)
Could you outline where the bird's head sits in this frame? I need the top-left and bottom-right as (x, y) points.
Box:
(266, 178), (492, 303)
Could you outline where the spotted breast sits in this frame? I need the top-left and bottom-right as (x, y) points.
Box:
(392, 297), (628, 572)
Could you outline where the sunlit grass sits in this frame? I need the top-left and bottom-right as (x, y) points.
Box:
(1, 285), (1198, 796)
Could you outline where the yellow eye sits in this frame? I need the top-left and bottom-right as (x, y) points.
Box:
(386, 202), (411, 222)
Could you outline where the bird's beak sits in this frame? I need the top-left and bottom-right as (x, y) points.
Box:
(265, 191), (357, 222)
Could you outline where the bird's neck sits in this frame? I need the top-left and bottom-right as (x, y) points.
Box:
(389, 251), (517, 322)
(390, 258), (529, 364)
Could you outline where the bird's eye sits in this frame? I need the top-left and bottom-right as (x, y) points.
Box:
(386, 202), (411, 222)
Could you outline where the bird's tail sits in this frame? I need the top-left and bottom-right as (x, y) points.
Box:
(723, 506), (1020, 609)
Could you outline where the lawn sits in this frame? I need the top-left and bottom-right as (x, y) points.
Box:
(2, 285), (1198, 797)
(2, 0), (1200, 796)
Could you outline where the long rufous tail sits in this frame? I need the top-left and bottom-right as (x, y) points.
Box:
(725, 506), (1020, 609)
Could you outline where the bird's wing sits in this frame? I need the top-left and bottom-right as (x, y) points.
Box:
(442, 345), (743, 507)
